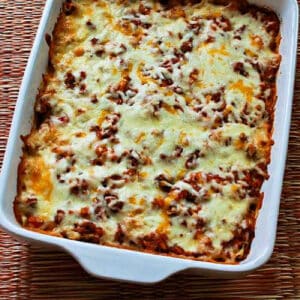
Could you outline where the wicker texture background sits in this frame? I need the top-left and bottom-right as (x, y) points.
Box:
(0, 1), (299, 299)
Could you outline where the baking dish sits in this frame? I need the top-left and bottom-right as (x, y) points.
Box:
(0, 0), (298, 284)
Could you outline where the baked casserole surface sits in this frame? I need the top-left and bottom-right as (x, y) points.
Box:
(15, 0), (281, 263)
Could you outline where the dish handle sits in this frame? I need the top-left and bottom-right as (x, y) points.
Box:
(62, 243), (189, 284)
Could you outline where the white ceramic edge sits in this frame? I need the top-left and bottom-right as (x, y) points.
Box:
(266, 0), (298, 260)
(0, 0), (298, 284)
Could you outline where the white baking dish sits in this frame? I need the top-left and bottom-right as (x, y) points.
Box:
(0, 0), (298, 284)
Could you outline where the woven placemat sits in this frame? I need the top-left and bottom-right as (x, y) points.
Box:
(0, 1), (299, 299)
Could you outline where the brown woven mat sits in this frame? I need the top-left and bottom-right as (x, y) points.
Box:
(0, 1), (299, 299)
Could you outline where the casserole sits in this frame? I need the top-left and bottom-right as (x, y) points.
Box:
(0, 0), (298, 283)
(14, 0), (283, 264)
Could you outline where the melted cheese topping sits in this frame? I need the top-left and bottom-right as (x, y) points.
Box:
(15, 0), (281, 263)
